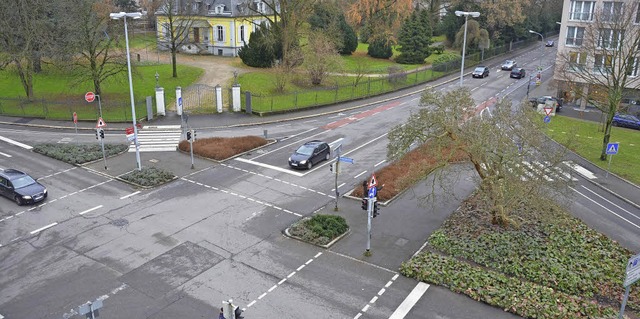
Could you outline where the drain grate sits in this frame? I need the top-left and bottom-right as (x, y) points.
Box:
(110, 218), (129, 227)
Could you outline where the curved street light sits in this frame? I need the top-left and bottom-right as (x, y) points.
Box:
(455, 11), (481, 86)
(529, 30), (545, 76)
(110, 12), (143, 171)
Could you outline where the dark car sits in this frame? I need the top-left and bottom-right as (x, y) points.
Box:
(472, 66), (489, 78)
(545, 40), (554, 47)
(510, 67), (526, 79)
(612, 113), (640, 130)
(501, 60), (517, 70)
(288, 140), (331, 169)
(0, 169), (48, 205)
(529, 96), (563, 112)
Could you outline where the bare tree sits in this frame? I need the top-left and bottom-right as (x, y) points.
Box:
(59, 0), (128, 97)
(556, 2), (640, 161)
(157, 0), (200, 77)
(387, 88), (574, 226)
(304, 31), (343, 86)
(0, 0), (53, 98)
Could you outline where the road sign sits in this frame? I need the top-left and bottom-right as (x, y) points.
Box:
(624, 253), (640, 287)
(72, 112), (78, 124)
(368, 174), (378, 189)
(368, 186), (377, 199)
(544, 115), (551, 123)
(543, 107), (553, 116)
(178, 97), (183, 107)
(96, 117), (106, 128)
(606, 142), (619, 155)
(338, 156), (354, 164)
(85, 91), (95, 103)
(125, 126), (134, 135)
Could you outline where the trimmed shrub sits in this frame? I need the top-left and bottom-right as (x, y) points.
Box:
(119, 166), (174, 187)
(33, 143), (129, 164)
(289, 214), (348, 245)
(178, 136), (268, 161)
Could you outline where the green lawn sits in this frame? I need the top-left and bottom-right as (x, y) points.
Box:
(546, 115), (640, 184)
(0, 63), (202, 121)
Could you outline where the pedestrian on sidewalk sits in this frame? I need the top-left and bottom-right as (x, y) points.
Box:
(219, 307), (225, 319)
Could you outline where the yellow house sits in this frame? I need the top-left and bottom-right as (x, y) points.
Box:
(156, 0), (275, 56)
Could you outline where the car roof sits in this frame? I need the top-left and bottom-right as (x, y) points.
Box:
(303, 140), (326, 146)
(0, 169), (27, 180)
(475, 66), (487, 69)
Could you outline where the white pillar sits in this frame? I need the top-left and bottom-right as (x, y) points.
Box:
(215, 85), (223, 113)
(232, 85), (241, 112)
(155, 87), (166, 116)
(176, 86), (183, 115)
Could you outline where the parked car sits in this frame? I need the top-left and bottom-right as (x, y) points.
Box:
(545, 40), (555, 47)
(501, 60), (517, 70)
(472, 66), (490, 78)
(529, 96), (563, 112)
(288, 140), (331, 169)
(0, 169), (48, 205)
(510, 67), (526, 79)
(612, 113), (640, 130)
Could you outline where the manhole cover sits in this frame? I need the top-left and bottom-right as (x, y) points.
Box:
(110, 218), (129, 227)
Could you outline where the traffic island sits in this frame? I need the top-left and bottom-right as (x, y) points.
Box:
(284, 214), (349, 248)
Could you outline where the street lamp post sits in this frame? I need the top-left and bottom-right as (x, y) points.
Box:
(110, 11), (143, 171)
(529, 30), (544, 76)
(455, 11), (481, 86)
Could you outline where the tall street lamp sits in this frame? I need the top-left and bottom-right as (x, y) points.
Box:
(529, 30), (544, 76)
(455, 11), (481, 86)
(111, 11), (143, 171)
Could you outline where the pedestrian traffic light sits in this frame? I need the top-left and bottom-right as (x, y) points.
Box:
(99, 129), (104, 139)
(186, 130), (192, 140)
(361, 198), (367, 210)
(373, 201), (379, 218)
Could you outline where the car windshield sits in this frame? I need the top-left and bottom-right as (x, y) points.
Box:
(296, 145), (315, 156)
(505, 61), (514, 65)
(475, 67), (485, 72)
(12, 175), (36, 189)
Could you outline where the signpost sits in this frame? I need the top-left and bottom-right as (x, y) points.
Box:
(72, 112), (78, 144)
(365, 174), (378, 256)
(85, 92), (103, 118)
(619, 253), (640, 318)
(605, 142), (619, 178)
(96, 118), (107, 170)
(331, 143), (354, 211)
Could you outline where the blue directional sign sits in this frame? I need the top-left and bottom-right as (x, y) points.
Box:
(368, 186), (377, 199)
(178, 97), (183, 107)
(543, 115), (551, 123)
(606, 142), (619, 155)
(338, 156), (354, 164)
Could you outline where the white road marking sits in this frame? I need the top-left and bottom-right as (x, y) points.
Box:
(564, 161), (597, 179)
(354, 170), (368, 179)
(234, 157), (305, 177)
(578, 185), (640, 222)
(30, 222), (58, 235)
(389, 282), (430, 319)
(571, 186), (640, 229)
(374, 160), (386, 167)
(79, 205), (103, 215)
(0, 151), (11, 157)
(0, 135), (33, 149)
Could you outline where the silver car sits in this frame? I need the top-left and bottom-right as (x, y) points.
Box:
(501, 60), (517, 70)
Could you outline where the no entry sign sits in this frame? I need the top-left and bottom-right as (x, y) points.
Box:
(85, 92), (96, 103)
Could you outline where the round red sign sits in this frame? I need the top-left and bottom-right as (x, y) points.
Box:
(85, 92), (95, 103)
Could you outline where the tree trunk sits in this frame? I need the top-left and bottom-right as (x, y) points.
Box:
(32, 50), (42, 73)
(15, 59), (34, 99)
(171, 45), (178, 78)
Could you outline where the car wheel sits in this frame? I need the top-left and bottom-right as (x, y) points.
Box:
(307, 161), (313, 170)
(14, 196), (23, 206)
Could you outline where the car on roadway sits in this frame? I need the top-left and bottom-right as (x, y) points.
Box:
(288, 140), (331, 170)
(501, 60), (517, 70)
(472, 66), (490, 78)
(0, 169), (48, 205)
(612, 113), (640, 130)
(529, 96), (563, 112)
(510, 67), (526, 79)
(545, 40), (555, 47)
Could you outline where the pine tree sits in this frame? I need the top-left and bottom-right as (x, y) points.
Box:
(396, 10), (433, 64)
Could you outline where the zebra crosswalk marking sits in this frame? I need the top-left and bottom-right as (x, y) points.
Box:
(129, 125), (182, 153)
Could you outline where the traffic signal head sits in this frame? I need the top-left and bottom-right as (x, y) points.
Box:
(99, 129), (104, 139)
(186, 130), (192, 140)
(361, 198), (367, 210)
(373, 201), (379, 218)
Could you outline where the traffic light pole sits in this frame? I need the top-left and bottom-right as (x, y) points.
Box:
(98, 128), (107, 170)
(189, 130), (194, 169)
(334, 147), (341, 211)
(366, 196), (373, 255)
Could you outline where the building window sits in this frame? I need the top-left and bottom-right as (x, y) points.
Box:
(162, 23), (171, 39)
(598, 28), (623, 49)
(602, 1), (623, 22)
(216, 26), (224, 42)
(627, 57), (639, 76)
(240, 25), (245, 42)
(570, 1), (595, 21)
(256, 1), (265, 13)
(594, 54), (613, 73)
(215, 5), (224, 14)
(569, 52), (587, 71)
(566, 26), (585, 46)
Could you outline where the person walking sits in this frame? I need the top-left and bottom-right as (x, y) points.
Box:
(218, 307), (225, 319)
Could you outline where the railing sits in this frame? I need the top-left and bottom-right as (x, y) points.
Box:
(0, 97), (148, 122)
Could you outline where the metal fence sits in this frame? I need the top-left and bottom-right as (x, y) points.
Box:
(246, 33), (557, 115)
(0, 97), (148, 122)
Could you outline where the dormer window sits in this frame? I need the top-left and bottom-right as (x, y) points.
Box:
(256, 1), (265, 13)
(215, 4), (224, 14)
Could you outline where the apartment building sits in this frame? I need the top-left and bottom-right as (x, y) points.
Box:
(554, 0), (640, 111)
